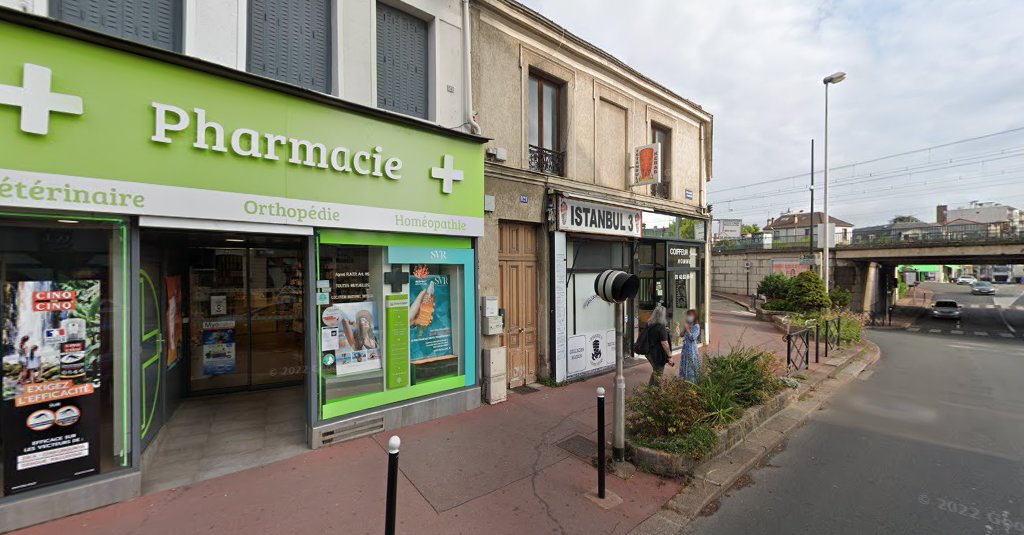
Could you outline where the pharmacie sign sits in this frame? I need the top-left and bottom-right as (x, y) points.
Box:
(0, 19), (484, 236)
(556, 196), (642, 238)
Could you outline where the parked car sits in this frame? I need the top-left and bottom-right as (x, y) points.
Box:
(931, 300), (963, 319)
(971, 281), (997, 295)
(956, 276), (977, 285)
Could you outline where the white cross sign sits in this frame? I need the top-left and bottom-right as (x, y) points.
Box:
(431, 154), (464, 194)
(0, 63), (83, 135)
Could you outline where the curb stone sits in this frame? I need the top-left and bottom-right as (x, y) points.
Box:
(629, 340), (882, 534)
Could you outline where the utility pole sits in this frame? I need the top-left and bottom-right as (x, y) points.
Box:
(822, 71), (846, 291)
(809, 139), (815, 263)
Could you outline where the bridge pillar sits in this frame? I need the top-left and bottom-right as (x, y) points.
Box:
(861, 261), (879, 314)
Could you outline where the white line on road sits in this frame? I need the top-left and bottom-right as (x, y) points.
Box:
(974, 331), (989, 336)
(906, 327), (920, 332)
(929, 329), (941, 333)
(999, 333), (1015, 338)
(951, 330), (964, 335)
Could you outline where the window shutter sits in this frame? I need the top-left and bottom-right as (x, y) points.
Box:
(51, 0), (181, 52)
(376, 3), (428, 119)
(247, 0), (331, 94)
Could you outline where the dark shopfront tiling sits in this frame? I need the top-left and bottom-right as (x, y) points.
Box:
(141, 387), (306, 494)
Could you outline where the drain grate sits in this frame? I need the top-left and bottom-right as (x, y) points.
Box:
(557, 434), (598, 460)
(512, 385), (540, 395)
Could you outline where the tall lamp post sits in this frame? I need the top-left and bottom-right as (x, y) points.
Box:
(822, 71), (845, 291)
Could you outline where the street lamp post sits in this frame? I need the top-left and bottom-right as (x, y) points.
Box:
(822, 71), (846, 291)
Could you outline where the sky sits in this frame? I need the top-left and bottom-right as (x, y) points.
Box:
(517, 0), (1024, 228)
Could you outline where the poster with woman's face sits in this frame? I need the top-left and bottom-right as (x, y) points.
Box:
(334, 301), (382, 376)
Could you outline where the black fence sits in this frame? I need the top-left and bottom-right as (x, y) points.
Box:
(823, 316), (842, 358)
(785, 327), (812, 371)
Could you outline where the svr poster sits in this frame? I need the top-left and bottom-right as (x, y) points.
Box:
(1, 280), (102, 494)
(408, 265), (454, 362)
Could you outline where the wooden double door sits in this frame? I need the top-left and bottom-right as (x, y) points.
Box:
(499, 222), (539, 387)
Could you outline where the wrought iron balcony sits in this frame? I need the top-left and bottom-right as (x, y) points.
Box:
(528, 145), (565, 176)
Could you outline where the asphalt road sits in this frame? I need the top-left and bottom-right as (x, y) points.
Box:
(907, 281), (1024, 338)
(684, 323), (1024, 534)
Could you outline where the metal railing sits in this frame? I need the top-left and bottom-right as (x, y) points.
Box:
(528, 145), (565, 175)
(823, 316), (842, 358)
(713, 222), (1024, 253)
(785, 327), (812, 371)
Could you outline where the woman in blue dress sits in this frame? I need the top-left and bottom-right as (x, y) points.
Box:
(678, 309), (701, 383)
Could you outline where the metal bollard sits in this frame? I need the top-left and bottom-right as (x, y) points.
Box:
(597, 387), (606, 499)
(386, 436), (400, 535)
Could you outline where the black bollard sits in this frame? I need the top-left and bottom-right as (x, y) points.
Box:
(597, 387), (606, 499)
(386, 436), (400, 535)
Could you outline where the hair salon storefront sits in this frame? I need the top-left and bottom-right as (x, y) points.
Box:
(0, 14), (484, 529)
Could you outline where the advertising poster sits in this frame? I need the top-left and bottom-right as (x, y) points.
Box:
(385, 295), (410, 389)
(201, 321), (236, 375)
(773, 259), (811, 278)
(333, 301), (382, 376)
(565, 330), (615, 380)
(165, 276), (183, 368)
(408, 265), (454, 362)
(2, 280), (102, 495)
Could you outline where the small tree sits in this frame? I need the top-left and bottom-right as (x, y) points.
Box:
(741, 223), (761, 236)
(757, 272), (791, 300)
(890, 215), (922, 224)
(788, 271), (832, 312)
(829, 287), (852, 309)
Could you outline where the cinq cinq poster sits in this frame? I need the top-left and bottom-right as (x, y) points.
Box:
(1, 280), (102, 495)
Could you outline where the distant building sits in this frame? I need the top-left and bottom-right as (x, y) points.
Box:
(937, 202), (1023, 232)
(852, 221), (942, 243)
(764, 211), (854, 247)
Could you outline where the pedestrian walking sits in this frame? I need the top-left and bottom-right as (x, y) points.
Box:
(678, 309), (701, 383)
(26, 345), (41, 383)
(643, 305), (674, 386)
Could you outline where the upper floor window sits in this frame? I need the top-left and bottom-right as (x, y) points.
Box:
(248, 0), (331, 93)
(651, 123), (672, 199)
(50, 0), (182, 51)
(528, 72), (565, 175)
(376, 2), (429, 119)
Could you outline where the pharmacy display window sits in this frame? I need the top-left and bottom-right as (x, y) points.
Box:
(316, 232), (476, 421)
(0, 214), (130, 497)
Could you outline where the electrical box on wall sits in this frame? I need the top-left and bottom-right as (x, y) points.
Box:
(483, 315), (504, 336)
(482, 295), (498, 317)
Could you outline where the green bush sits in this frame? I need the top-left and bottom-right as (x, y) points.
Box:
(757, 272), (792, 300)
(787, 271), (832, 312)
(898, 278), (907, 298)
(837, 311), (864, 343)
(829, 287), (852, 309)
(626, 379), (704, 444)
(633, 423), (719, 460)
(697, 378), (741, 427)
(762, 299), (797, 312)
(701, 346), (782, 409)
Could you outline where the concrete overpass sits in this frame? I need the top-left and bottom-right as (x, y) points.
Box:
(712, 235), (1024, 316)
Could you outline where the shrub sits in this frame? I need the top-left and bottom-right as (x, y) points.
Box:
(762, 299), (797, 312)
(757, 272), (791, 300)
(787, 271), (832, 312)
(829, 287), (852, 309)
(626, 379), (704, 445)
(700, 346), (782, 412)
(697, 378), (741, 427)
(632, 423), (719, 460)
(837, 311), (864, 343)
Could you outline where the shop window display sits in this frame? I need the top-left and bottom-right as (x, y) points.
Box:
(0, 216), (129, 496)
(317, 238), (474, 420)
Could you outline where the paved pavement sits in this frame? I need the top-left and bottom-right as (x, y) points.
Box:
(682, 321), (1024, 534)
(15, 299), (779, 535)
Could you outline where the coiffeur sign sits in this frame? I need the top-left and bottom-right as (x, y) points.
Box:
(556, 196), (642, 238)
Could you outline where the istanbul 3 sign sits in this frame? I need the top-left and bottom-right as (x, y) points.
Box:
(0, 20), (484, 236)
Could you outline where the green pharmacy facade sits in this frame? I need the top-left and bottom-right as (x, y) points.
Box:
(0, 11), (484, 527)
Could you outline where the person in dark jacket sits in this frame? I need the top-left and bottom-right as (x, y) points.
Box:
(645, 305), (675, 385)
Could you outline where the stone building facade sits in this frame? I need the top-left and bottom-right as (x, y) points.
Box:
(471, 0), (714, 400)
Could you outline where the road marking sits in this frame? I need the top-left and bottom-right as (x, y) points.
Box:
(969, 304), (980, 309)
(906, 327), (920, 332)
(929, 329), (941, 334)
(974, 331), (989, 336)
(999, 332), (1015, 338)
(986, 304), (996, 309)
(951, 330), (964, 335)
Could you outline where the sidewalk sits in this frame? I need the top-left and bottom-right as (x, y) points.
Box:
(16, 310), (787, 535)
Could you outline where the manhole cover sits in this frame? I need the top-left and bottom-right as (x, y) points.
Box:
(512, 385), (540, 395)
(557, 434), (597, 460)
